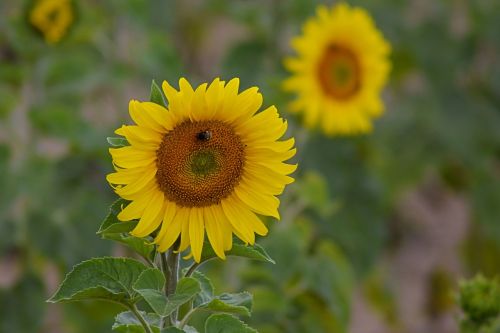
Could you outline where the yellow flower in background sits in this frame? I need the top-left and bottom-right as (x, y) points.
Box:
(107, 78), (296, 262)
(283, 3), (391, 136)
(29, 0), (74, 44)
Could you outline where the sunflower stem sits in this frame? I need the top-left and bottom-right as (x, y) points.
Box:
(161, 239), (180, 326)
(166, 244), (180, 296)
(178, 304), (198, 329)
(129, 303), (154, 333)
(184, 262), (200, 277)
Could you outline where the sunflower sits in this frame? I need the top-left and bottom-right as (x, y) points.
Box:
(107, 78), (296, 262)
(29, 0), (74, 44)
(283, 3), (391, 136)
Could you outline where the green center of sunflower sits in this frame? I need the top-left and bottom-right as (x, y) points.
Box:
(156, 120), (245, 207)
(317, 45), (361, 100)
(190, 150), (219, 177)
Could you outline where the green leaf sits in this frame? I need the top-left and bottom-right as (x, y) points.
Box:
(200, 240), (275, 264)
(134, 277), (201, 317)
(134, 268), (165, 291)
(107, 137), (129, 147)
(104, 233), (155, 262)
(181, 326), (199, 333)
(296, 171), (339, 218)
(205, 314), (257, 333)
(161, 327), (198, 333)
(304, 241), (354, 329)
(132, 268), (167, 316)
(113, 325), (147, 333)
(161, 328), (184, 333)
(150, 80), (167, 107)
(200, 292), (252, 317)
(97, 200), (138, 235)
(162, 277), (201, 316)
(48, 257), (149, 304)
(189, 270), (214, 307)
(113, 311), (161, 333)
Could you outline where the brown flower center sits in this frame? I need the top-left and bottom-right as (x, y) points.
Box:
(317, 45), (361, 100)
(156, 120), (245, 207)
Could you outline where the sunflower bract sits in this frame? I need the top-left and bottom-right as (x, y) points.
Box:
(107, 78), (297, 263)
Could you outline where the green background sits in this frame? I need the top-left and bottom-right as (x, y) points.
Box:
(1, 0), (499, 332)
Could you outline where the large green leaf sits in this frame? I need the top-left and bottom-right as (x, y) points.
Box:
(200, 240), (275, 264)
(134, 268), (166, 291)
(134, 277), (201, 317)
(113, 311), (161, 333)
(205, 314), (257, 333)
(132, 268), (167, 315)
(97, 199), (137, 235)
(200, 292), (252, 317)
(48, 257), (149, 304)
(189, 270), (214, 307)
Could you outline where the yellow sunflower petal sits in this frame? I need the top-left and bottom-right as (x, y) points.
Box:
(221, 196), (255, 245)
(117, 190), (155, 221)
(211, 205), (234, 251)
(115, 125), (163, 150)
(234, 181), (280, 219)
(109, 146), (156, 169)
(114, 168), (157, 199)
(177, 207), (191, 252)
(189, 208), (205, 263)
(154, 200), (179, 250)
(129, 100), (166, 133)
(204, 206), (226, 259)
(140, 102), (176, 131)
(106, 166), (151, 185)
(190, 83), (208, 122)
(131, 191), (165, 237)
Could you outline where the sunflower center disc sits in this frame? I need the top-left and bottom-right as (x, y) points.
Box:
(156, 120), (245, 207)
(317, 45), (361, 100)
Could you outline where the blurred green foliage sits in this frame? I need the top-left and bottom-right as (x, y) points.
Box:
(1, 0), (500, 332)
(458, 275), (500, 333)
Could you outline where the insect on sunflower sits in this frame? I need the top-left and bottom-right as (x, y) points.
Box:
(283, 3), (391, 136)
(107, 78), (297, 262)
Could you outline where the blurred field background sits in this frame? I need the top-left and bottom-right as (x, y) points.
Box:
(1, 0), (500, 332)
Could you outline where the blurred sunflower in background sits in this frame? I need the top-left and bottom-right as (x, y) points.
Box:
(29, 0), (74, 44)
(107, 78), (296, 263)
(283, 3), (391, 136)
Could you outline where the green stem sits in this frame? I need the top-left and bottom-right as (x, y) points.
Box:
(159, 252), (169, 328)
(166, 243), (180, 296)
(184, 262), (200, 277)
(129, 303), (154, 333)
(160, 252), (169, 297)
(160, 239), (180, 327)
(178, 306), (198, 329)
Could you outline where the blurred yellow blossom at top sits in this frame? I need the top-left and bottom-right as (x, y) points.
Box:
(29, 0), (74, 44)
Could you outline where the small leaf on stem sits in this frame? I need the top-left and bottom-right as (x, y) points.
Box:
(205, 314), (257, 333)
